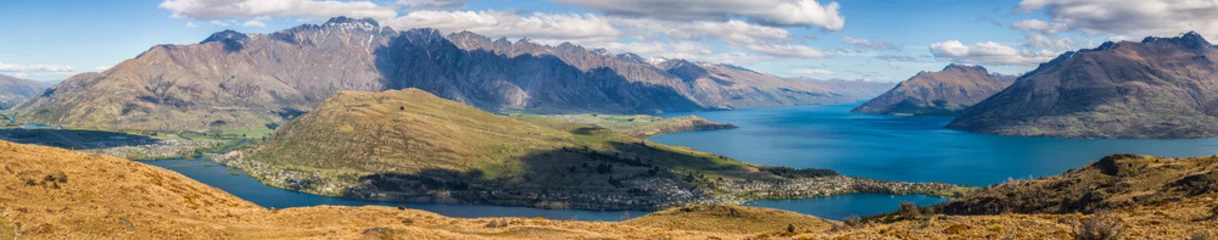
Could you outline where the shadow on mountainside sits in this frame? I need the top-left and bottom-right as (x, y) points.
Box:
(371, 29), (703, 115)
(343, 127), (759, 210)
(0, 128), (160, 150)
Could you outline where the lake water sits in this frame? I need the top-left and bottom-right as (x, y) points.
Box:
(652, 104), (1218, 186)
(145, 157), (649, 222)
(145, 103), (1218, 221)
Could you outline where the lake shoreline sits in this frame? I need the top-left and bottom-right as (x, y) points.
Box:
(206, 141), (970, 212)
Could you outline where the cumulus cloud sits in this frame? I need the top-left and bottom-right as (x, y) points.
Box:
(159, 0), (397, 21)
(1010, 19), (1067, 34)
(185, 22), (197, 28)
(841, 36), (898, 51)
(1017, 0), (1218, 40)
(384, 10), (620, 40)
(0, 62), (75, 73)
(1024, 32), (1074, 50)
(929, 40), (1059, 66)
(789, 68), (834, 75)
(613, 18), (791, 45)
(397, 0), (466, 10)
(94, 65), (112, 71)
(211, 20), (232, 27)
(242, 20), (266, 28)
(744, 44), (826, 59)
(548, 0), (845, 30)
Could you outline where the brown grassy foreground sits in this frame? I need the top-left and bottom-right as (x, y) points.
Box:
(2, 140), (1215, 239)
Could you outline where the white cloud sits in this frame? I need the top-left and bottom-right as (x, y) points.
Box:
(1025, 32), (1075, 50)
(397, 0), (466, 10)
(0, 62), (75, 73)
(384, 10), (620, 40)
(826, 48), (876, 56)
(613, 18), (791, 45)
(743, 44), (825, 59)
(841, 36), (898, 50)
(185, 22), (197, 28)
(210, 20), (232, 27)
(1017, 0), (1218, 40)
(242, 20), (266, 28)
(94, 65), (112, 71)
(929, 40), (1059, 66)
(1010, 19), (1067, 34)
(548, 0), (845, 30)
(159, 0), (397, 21)
(789, 68), (834, 75)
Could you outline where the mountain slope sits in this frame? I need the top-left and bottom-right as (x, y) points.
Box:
(229, 89), (959, 210)
(948, 32), (1218, 139)
(236, 89), (772, 209)
(0, 139), (827, 239)
(851, 64), (1012, 116)
(12, 17), (394, 131)
(445, 33), (847, 110)
(12, 17), (846, 132)
(0, 74), (49, 109)
(4, 139), (1213, 239)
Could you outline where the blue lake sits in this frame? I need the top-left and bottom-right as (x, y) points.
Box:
(146, 157), (649, 222)
(145, 103), (1218, 221)
(652, 104), (1218, 186)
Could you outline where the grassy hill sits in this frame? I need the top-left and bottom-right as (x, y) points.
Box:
(237, 89), (776, 209)
(230, 89), (960, 210)
(1, 140), (1213, 239)
(531, 113), (737, 138)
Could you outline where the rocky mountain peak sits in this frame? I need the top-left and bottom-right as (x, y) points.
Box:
(323, 16), (380, 30)
(1142, 31), (1212, 51)
(942, 63), (987, 73)
(401, 28), (446, 45)
(200, 30), (249, 44)
(615, 53), (645, 63)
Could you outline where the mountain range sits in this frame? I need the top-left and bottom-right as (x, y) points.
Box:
(0, 74), (49, 110)
(786, 78), (897, 101)
(10, 17), (848, 132)
(851, 64), (1014, 116)
(949, 32), (1218, 139)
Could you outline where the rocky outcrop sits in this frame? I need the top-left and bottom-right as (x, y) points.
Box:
(851, 64), (1012, 116)
(12, 17), (847, 132)
(948, 32), (1218, 139)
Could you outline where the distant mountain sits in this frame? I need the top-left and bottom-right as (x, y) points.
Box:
(0, 74), (49, 109)
(850, 64), (1012, 116)
(12, 16), (847, 132)
(445, 32), (846, 110)
(948, 32), (1218, 139)
(790, 78), (896, 101)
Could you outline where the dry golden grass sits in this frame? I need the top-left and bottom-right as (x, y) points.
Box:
(2, 140), (1214, 239)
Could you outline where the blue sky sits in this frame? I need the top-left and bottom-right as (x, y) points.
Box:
(0, 0), (1208, 81)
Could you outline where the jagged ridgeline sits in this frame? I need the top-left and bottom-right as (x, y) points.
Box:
(851, 64), (1014, 116)
(12, 16), (847, 132)
(235, 89), (815, 209)
(949, 32), (1218, 139)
